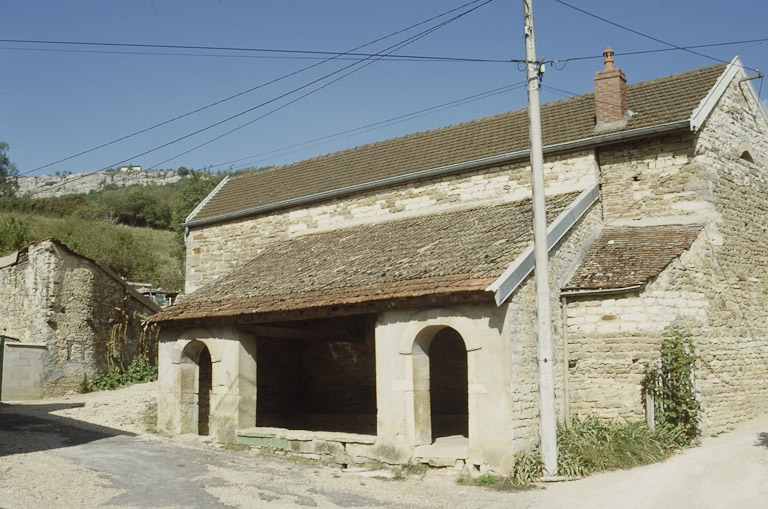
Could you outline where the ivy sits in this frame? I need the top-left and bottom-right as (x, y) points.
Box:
(642, 327), (701, 443)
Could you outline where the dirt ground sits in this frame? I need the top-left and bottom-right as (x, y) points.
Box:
(1, 382), (767, 508)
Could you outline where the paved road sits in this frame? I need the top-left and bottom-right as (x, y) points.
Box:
(1, 402), (767, 508)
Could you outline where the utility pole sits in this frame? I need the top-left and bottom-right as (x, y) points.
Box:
(522, 0), (557, 476)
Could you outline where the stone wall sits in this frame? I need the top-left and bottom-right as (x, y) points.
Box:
(0, 240), (156, 397)
(598, 131), (717, 222)
(186, 151), (598, 293)
(692, 77), (768, 432)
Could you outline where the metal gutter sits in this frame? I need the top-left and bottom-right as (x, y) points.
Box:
(560, 285), (645, 297)
(487, 184), (600, 306)
(184, 122), (688, 229)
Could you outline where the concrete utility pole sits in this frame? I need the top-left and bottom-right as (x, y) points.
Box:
(522, 0), (557, 476)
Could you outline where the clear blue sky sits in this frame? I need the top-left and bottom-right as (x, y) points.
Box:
(2, 0), (766, 177)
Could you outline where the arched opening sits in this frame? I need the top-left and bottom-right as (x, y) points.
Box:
(179, 340), (213, 436)
(740, 150), (755, 163)
(429, 327), (469, 439)
(411, 325), (469, 445)
(197, 346), (212, 436)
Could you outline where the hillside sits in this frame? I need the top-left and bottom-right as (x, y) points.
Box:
(1, 170), (227, 292)
(18, 167), (183, 198)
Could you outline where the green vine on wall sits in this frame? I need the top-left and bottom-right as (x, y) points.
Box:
(642, 326), (701, 443)
(88, 293), (159, 391)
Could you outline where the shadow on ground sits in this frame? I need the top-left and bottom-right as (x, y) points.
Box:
(0, 402), (133, 456)
(755, 432), (768, 449)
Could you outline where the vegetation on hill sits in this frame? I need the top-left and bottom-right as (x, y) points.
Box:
(0, 168), (230, 291)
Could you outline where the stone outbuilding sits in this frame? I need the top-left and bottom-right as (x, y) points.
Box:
(149, 53), (768, 472)
(0, 238), (161, 400)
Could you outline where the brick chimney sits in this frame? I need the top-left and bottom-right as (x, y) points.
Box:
(594, 47), (628, 125)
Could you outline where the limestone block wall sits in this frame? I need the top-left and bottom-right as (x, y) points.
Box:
(502, 204), (604, 450)
(598, 131), (717, 222)
(0, 240), (155, 396)
(186, 151), (598, 293)
(691, 77), (768, 433)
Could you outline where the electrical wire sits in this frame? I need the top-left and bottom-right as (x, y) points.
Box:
(146, 1), (496, 170)
(0, 38), (514, 64)
(554, 0), (762, 74)
(19, 0), (492, 182)
(24, 0), (495, 196)
(173, 81), (528, 173)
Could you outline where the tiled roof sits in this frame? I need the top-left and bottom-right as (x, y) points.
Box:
(191, 63), (727, 224)
(151, 192), (581, 323)
(563, 224), (704, 291)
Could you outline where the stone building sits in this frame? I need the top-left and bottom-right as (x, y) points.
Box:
(150, 51), (768, 472)
(0, 238), (160, 400)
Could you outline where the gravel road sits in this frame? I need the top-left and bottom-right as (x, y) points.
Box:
(1, 382), (766, 508)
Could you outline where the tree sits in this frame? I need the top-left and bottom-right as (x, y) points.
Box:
(0, 140), (19, 198)
(0, 216), (32, 255)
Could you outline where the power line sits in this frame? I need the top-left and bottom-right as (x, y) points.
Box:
(554, 38), (768, 65)
(0, 38), (513, 64)
(20, 0), (492, 180)
(554, 0), (762, 74)
(178, 82), (528, 173)
(25, 0), (495, 196)
(146, 0), (496, 170)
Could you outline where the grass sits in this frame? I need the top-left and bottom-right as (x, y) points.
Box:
(456, 473), (536, 492)
(557, 416), (687, 478)
(391, 461), (429, 480)
(456, 416), (688, 489)
(143, 399), (158, 433)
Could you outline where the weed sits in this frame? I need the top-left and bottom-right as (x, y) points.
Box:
(221, 443), (251, 452)
(143, 399), (158, 433)
(400, 462), (428, 477)
(90, 355), (158, 391)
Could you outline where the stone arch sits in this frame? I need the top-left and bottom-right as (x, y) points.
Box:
(399, 309), (482, 355)
(174, 328), (222, 364)
(740, 150), (755, 163)
(179, 339), (213, 435)
(736, 141), (756, 164)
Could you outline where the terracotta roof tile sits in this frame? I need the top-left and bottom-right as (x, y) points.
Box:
(152, 192), (581, 323)
(192, 63), (726, 223)
(563, 224), (704, 291)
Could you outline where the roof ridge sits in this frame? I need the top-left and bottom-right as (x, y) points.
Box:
(193, 61), (731, 224)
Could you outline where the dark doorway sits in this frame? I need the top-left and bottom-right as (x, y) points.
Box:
(429, 327), (468, 439)
(197, 346), (212, 436)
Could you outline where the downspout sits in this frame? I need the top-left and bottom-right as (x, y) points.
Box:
(561, 295), (570, 426)
(0, 336), (4, 401)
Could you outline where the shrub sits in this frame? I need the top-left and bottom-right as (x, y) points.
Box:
(642, 326), (701, 443)
(0, 215), (32, 254)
